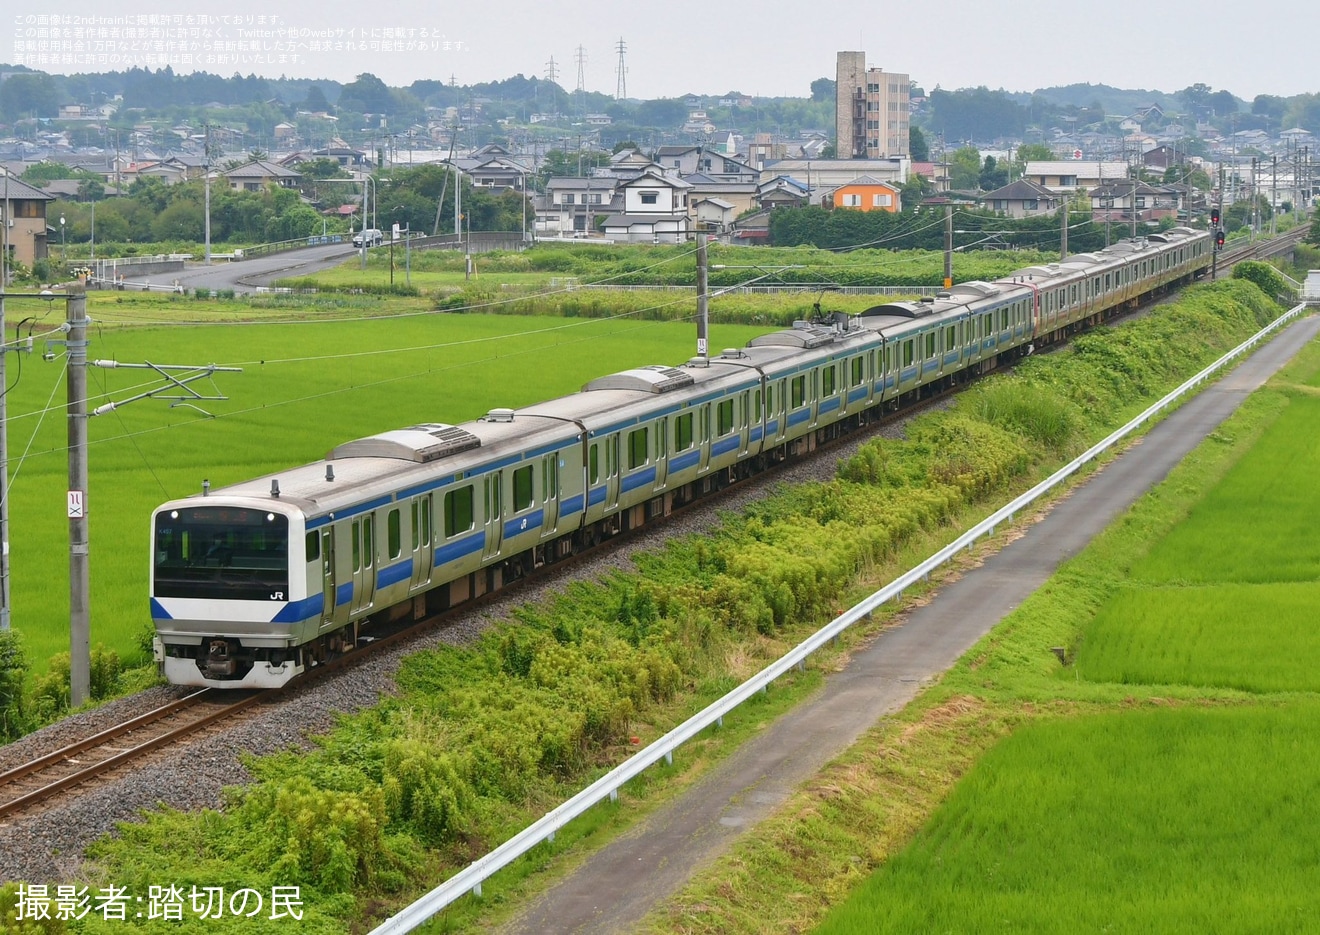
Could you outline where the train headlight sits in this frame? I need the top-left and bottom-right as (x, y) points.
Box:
(170, 510), (179, 519)
(266, 513), (276, 522)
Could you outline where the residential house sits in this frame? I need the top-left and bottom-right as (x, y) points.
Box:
(692, 197), (737, 234)
(311, 144), (367, 168)
(758, 158), (907, 191)
(1143, 145), (1186, 171)
(223, 160), (303, 192)
(681, 173), (758, 219)
(603, 168), (692, 243)
(541, 176), (620, 236)
(980, 179), (1061, 218)
(756, 175), (810, 210)
(273, 122), (298, 142)
(911, 161), (950, 192)
(1022, 160), (1129, 192)
(1089, 181), (1182, 223)
(0, 172), (55, 268)
(829, 175), (901, 212)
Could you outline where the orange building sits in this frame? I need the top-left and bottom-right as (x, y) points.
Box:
(830, 175), (901, 213)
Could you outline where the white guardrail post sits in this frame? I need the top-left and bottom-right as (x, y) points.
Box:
(370, 303), (1309, 934)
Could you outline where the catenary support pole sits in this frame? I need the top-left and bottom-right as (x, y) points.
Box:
(696, 233), (709, 359)
(943, 205), (953, 288)
(67, 288), (90, 707)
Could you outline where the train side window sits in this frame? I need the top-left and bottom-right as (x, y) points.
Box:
(902, 341), (914, 367)
(767, 384), (776, 413)
(628, 427), (648, 469)
(674, 412), (694, 450)
(851, 356), (864, 386)
(717, 399), (734, 434)
(543, 457), (558, 501)
(363, 516), (374, 567)
(421, 498), (431, 546)
(444, 486), (474, 538)
(411, 502), (420, 550)
(752, 389), (762, 420)
(945, 325), (956, 351)
(352, 521), (361, 572)
(821, 366), (836, 397)
(306, 531), (320, 564)
(513, 465), (534, 512)
(791, 375), (806, 407)
(387, 509), (401, 560)
(589, 443), (600, 484)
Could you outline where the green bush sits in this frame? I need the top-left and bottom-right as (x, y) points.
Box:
(1233, 260), (1293, 303)
(0, 631), (28, 741)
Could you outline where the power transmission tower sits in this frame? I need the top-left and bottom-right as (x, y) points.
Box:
(545, 56), (559, 85)
(614, 38), (627, 101)
(575, 45), (587, 119)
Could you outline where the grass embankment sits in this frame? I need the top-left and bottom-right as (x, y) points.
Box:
(644, 300), (1320, 933)
(0, 281), (1286, 933)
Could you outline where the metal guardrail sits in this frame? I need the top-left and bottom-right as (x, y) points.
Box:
(239, 234), (349, 260)
(370, 300), (1311, 934)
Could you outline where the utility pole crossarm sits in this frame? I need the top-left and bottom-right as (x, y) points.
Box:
(89, 361), (243, 416)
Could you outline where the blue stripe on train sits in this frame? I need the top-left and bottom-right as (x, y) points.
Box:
(272, 593), (324, 623)
(434, 531), (485, 567)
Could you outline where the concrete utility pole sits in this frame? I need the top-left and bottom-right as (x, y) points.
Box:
(67, 288), (90, 706)
(1060, 200), (1068, 261)
(696, 233), (709, 360)
(1, 168), (9, 631)
(943, 205), (953, 289)
(204, 124), (212, 265)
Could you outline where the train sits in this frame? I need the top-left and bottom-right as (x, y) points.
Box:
(151, 228), (1212, 688)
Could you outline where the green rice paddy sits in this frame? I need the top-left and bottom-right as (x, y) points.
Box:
(812, 335), (1320, 933)
(6, 310), (771, 675)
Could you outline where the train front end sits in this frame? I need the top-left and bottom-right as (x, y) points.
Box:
(151, 497), (316, 689)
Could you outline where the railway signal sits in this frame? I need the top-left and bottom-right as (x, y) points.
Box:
(1216, 229), (1226, 249)
(1210, 206), (1221, 226)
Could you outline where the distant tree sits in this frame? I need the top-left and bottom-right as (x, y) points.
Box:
(300, 158), (350, 180)
(979, 155), (1008, 191)
(633, 98), (688, 127)
(908, 125), (929, 162)
(301, 84), (333, 114)
(0, 72), (59, 121)
(899, 174), (933, 211)
(949, 146), (982, 191)
(810, 77), (835, 103)
(612, 140), (640, 154)
(1209, 90), (1239, 117)
(1016, 143), (1054, 163)
(1307, 211), (1320, 247)
(151, 200), (205, 242)
(820, 142), (836, 159)
(338, 72), (394, 115)
(1178, 83), (1213, 116)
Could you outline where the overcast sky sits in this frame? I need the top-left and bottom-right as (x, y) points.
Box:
(18, 0), (1319, 101)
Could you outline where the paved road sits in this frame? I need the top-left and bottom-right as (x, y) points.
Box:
(95, 241), (367, 294)
(501, 314), (1320, 935)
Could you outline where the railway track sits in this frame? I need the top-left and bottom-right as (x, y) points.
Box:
(0, 689), (269, 821)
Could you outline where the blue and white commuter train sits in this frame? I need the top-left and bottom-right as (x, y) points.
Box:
(151, 229), (1211, 687)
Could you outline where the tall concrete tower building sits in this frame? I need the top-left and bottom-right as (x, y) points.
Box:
(836, 51), (910, 159)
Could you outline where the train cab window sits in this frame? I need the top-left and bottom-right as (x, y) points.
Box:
(821, 366), (836, 397)
(387, 509), (401, 560)
(513, 465), (534, 512)
(674, 412), (694, 450)
(306, 531), (319, 564)
(444, 486), (474, 538)
(589, 444), (600, 484)
(716, 399), (735, 435)
(628, 427), (648, 469)
(790, 375), (806, 407)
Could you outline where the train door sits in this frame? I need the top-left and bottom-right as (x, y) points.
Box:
(410, 495), (433, 591)
(350, 516), (375, 615)
(774, 379), (788, 440)
(483, 472), (504, 560)
(320, 528), (341, 625)
(654, 418), (669, 487)
(541, 454), (560, 537)
(605, 436), (620, 510)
